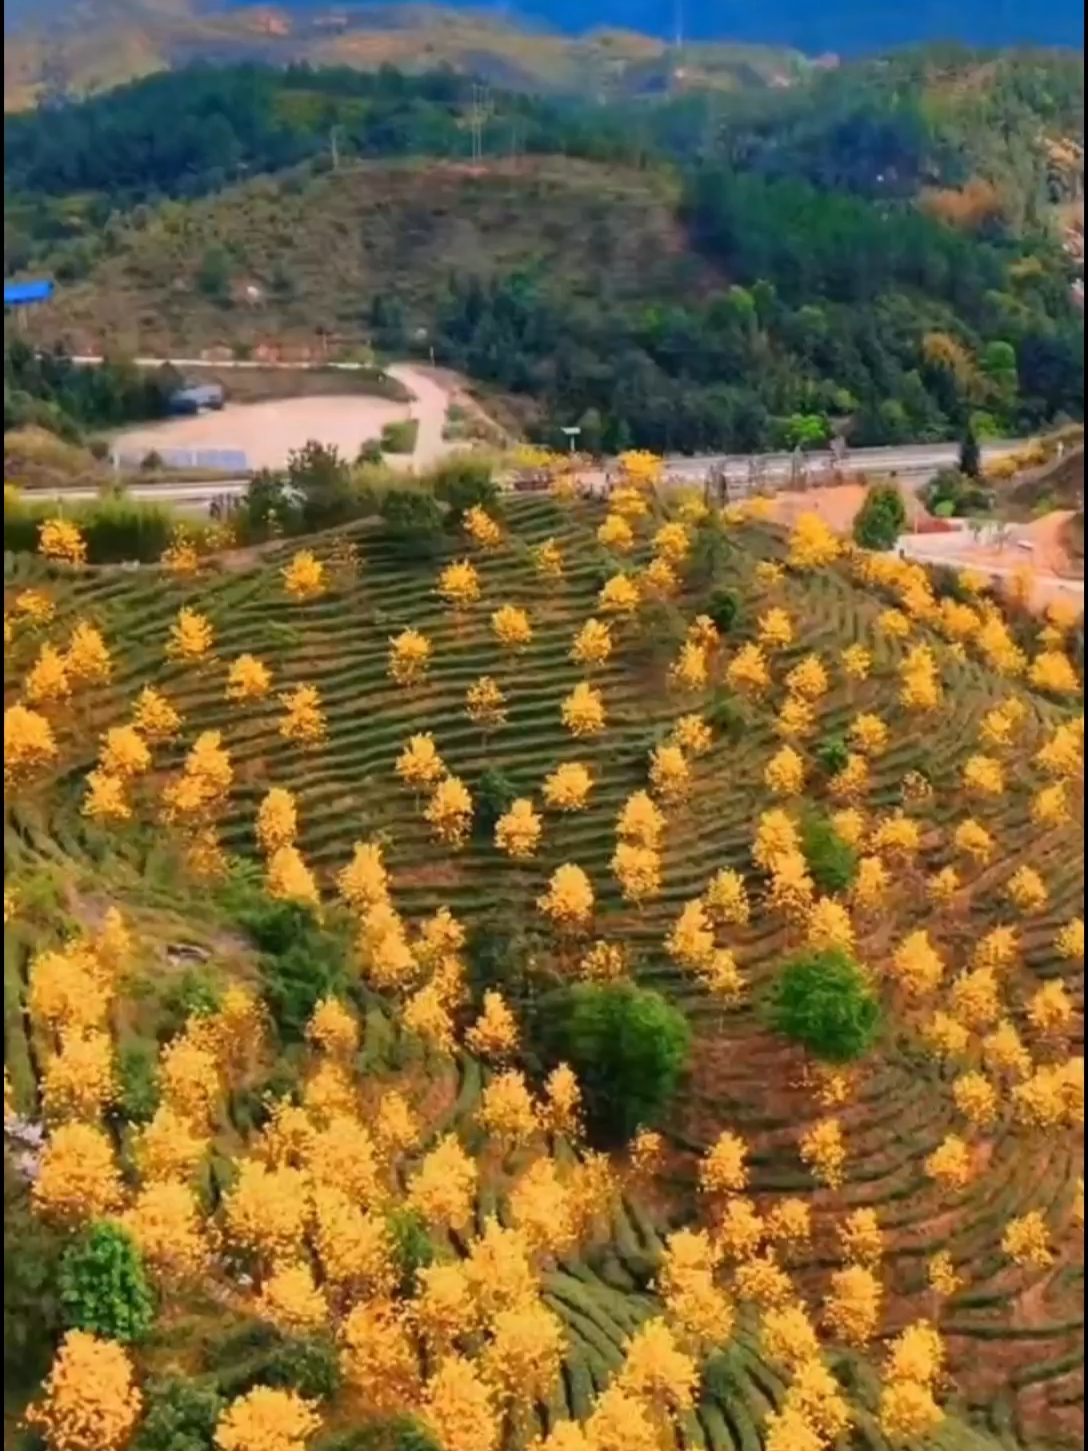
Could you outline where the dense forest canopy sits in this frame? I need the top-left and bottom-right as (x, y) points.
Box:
(3, 63), (644, 205)
(4, 52), (1084, 452)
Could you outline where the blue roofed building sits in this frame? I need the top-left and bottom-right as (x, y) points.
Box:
(4, 280), (55, 307)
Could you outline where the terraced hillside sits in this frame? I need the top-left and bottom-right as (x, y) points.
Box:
(4, 475), (1084, 1451)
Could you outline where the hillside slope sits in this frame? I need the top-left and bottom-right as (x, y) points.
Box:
(4, 482), (1083, 1451)
(32, 157), (708, 356)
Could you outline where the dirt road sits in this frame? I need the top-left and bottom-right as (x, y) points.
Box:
(111, 363), (455, 473)
(385, 364), (454, 470)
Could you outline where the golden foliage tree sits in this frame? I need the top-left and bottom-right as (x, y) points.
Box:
(4, 703), (59, 787)
(32, 1122), (124, 1225)
(466, 676), (508, 730)
(561, 682), (607, 738)
(278, 684), (327, 746)
(824, 1264), (882, 1346)
(388, 628), (433, 687)
(424, 775), (474, 848)
(282, 549), (327, 601)
(538, 863), (595, 931)
(491, 604), (533, 653)
(39, 517), (88, 566)
(26, 1331), (141, 1451)
(438, 559), (482, 611)
(421, 1355), (501, 1451)
(542, 761), (593, 812)
(225, 654), (273, 703)
(214, 1387), (320, 1451)
(255, 787), (299, 856)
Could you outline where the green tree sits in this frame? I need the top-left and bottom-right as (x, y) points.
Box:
(237, 896), (349, 1043)
(707, 587), (740, 633)
(379, 488), (444, 559)
(131, 1376), (223, 1451)
(852, 483), (907, 550)
(5, 1153), (63, 1403)
(116, 1041), (161, 1124)
(782, 413), (831, 450)
(959, 423), (982, 480)
(801, 812), (858, 893)
(545, 983), (691, 1146)
(431, 453), (499, 524)
(815, 735), (851, 778)
(262, 1335), (341, 1400)
(59, 1221), (154, 1344)
(317, 1420), (441, 1451)
(472, 767), (519, 841)
(385, 1207), (435, 1296)
(196, 244), (232, 302)
(287, 440), (356, 528)
(767, 948), (882, 1063)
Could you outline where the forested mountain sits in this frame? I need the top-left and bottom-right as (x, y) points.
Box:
(5, 54), (1084, 453)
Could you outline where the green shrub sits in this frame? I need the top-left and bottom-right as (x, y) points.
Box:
(131, 1376), (223, 1451)
(472, 767), (519, 841)
(262, 1335), (341, 1400)
(707, 588), (740, 633)
(59, 1221), (154, 1343)
(5, 1153), (63, 1401)
(431, 453), (498, 523)
(379, 489), (444, 559)
(3, 494), (178, 563)
(923, 467), (994, 518)
(687, 518), (733, 588)
(703, 688), (748, 739)
(800, 812), (858, 893)
(701, 1343), (747, 1401)
(236, 897), (349, 1042)
(315, 1420), (440, 1451)
(356, 438), (385, 466)
(116, 1041), (160, 1124)
(158, 967), (222, 1043)
(959, 424), (982, 479)
(815, 735), (851, 778)
(545, 982), (691, 1146)
(630, 598), (686, 666)
(464, 915), (536, 1000)
(287, 440), (356, 529)
(767, 948), (882, 1063)
(385, 1207), (435, 1296)
(853, 484), (906, 550)
(379, 418), (420, 455)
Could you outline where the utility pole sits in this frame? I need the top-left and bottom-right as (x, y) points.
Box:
(470, 84), (490, 164)
(672, 0), (685, 91)
(329, 126), (345, 172)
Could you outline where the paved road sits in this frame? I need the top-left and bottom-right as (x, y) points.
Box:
(54, 353), (1027, 509)
(661, 441), (1021, 483)
(42, 443), (1017, 514)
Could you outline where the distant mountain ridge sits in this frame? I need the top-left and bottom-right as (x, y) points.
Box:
(4, 0), (814, 112)
(251, 0), (1087, 52)
(4, 0), (1084, 116)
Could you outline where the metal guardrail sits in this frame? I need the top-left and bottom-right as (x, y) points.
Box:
(110, 448), (250, 472)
